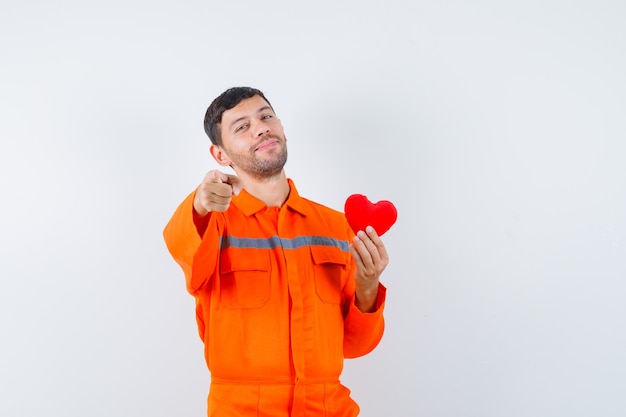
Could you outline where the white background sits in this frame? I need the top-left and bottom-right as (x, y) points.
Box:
(1, 1), (625, 416)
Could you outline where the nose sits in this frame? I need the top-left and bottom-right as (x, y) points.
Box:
(254, 120), (270, 137)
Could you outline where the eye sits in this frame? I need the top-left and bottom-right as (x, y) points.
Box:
(235, 123), (248, 132)
(261, 114), (273, 120)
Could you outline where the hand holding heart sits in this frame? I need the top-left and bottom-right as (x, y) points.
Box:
(344, 194), (397, 313)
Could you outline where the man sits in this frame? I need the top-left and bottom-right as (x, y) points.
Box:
(163, 87), (390, 416)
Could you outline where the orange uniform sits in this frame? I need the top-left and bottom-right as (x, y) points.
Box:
(163, 179), (386, 416)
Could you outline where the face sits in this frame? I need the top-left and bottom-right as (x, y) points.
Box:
(211, 95), (288, 180)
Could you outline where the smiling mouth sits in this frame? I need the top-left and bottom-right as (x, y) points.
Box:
(254, 139), (278, 152)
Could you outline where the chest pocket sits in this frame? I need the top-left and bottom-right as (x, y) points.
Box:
(310, 246), (348, 304)
(219, 249), (271, 309)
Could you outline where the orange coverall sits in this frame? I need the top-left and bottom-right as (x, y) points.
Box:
(163, 179), (386, 416)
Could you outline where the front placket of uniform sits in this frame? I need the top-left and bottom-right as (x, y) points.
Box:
(278, 205), (309, 417)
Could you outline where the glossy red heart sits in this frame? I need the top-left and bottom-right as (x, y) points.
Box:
(344, 194), (398, 236)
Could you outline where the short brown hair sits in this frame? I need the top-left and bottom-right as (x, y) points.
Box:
(203, 87), (273, 146)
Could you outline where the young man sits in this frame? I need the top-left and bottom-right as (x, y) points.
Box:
(163, 87), (390, 416)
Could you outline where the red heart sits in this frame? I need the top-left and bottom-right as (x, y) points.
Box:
(344, 194), (398, 236)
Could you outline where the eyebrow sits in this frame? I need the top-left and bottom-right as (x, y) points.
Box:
(229, 106), (274, 130)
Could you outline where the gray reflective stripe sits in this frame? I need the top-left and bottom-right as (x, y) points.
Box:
(220, 235), (350, 252)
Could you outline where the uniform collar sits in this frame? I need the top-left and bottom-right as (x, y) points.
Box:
(232, 178), (310, 217)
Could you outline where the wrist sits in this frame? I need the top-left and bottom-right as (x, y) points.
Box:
(193, 193), (209, 217)
(355, 283), (380, 313)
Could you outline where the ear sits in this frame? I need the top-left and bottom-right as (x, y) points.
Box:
(210, 144), (233, 167)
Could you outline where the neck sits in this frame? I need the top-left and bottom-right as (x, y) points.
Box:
(238, 170), (290, 207)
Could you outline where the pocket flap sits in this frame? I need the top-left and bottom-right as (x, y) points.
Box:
(219, 249), (271, 274)
(310, 245), (348, 266)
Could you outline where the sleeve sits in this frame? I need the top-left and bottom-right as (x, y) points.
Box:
(335, 217), (387, 358)
(163, 191), (222, 294)
(342, 278), (387, 359)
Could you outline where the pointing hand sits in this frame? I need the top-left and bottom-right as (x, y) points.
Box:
(193, 170), (242, 216)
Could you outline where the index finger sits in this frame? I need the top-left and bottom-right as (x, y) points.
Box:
(210, 169), (229, 183)
(222, 173), (242, 195)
